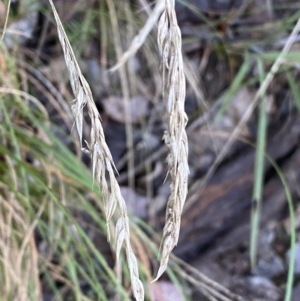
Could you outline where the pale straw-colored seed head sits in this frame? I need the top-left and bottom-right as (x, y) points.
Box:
(48, 1), (144, 300)
(48, 0), (188, 296)
(154, 0), (189, 281)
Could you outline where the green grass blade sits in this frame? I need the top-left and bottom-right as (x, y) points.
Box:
(286, 70), (300, 112)
(250, 58), (268, 268)
(215, 54), (250, 124)
(266, 157), (296, 301)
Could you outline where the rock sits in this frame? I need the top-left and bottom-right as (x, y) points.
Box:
(248, 276), (281, 300)
(253, 251), (285, 278)
(233, 276), (282, 301)
(120, 186), (147, 219)
(103, 96), (149, 124)
(3, 0), (38, 48)
(84, 59), (105, 99)
(149, 281), (185, 301)
(286, 243), (300, 275)
(292, 282), (300, 301)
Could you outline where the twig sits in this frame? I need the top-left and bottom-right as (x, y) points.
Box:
(109, 0), (164, 72)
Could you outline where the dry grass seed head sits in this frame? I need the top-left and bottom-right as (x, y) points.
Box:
(48, 1), (144, 300)
(154, 0), (189, 281)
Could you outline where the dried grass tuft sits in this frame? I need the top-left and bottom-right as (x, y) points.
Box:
(48, 1), (144, 300)
(0, 184), (42, 301)
(154, 0), (189, 280)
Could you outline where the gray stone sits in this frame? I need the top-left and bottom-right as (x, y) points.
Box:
(254, 252), (285, 278)
(286, 243), (300, 275)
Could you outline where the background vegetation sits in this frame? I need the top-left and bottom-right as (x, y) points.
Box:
(0, 0), (300, 300)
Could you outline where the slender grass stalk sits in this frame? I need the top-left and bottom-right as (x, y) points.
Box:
(0, 0), (11, 41)
(286, 70), (300, 112)
(264, 157), (296, 301)
(250, 58), (268, 268)
(214, 54), (250, 124)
